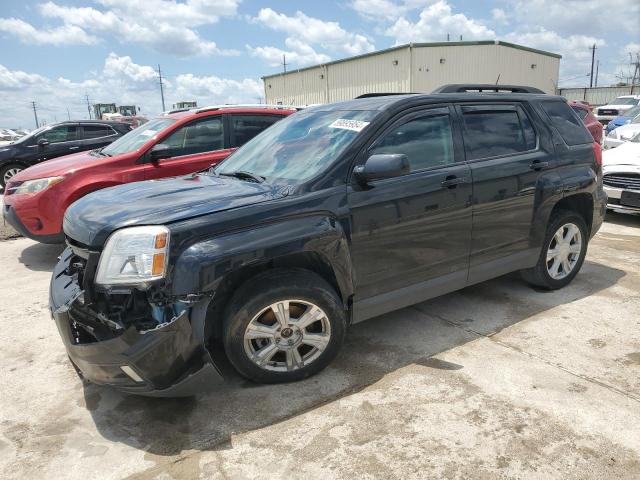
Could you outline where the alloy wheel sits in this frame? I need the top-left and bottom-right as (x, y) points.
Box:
(546, 223), (582, 280)
(243, 300), (331, 372)
(3, 167), (22, 185)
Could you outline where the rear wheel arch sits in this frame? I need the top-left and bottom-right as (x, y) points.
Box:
(549, 193), (594, 235)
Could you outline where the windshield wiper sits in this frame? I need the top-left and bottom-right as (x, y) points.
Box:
(218, 171), (265, 183)
(90, 148), (111, 157)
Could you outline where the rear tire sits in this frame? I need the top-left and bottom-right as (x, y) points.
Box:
(521, 209), (588, 290)
(0, 163), (24, 189)
(222, 268), (347, 383)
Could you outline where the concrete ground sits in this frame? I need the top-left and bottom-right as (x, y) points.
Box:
(0, 213), (639, 480)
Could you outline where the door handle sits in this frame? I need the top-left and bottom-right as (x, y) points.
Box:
(529, 160), (549, 170)
(441, 175), (467, 188)
(69, 146), (80, 150)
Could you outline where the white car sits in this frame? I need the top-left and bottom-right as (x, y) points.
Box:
(603, 121), (640, 149)
(602, 139), (640, 214)
(595, 95), (640, 124)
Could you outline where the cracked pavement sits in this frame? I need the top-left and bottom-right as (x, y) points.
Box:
(1, 212), (639, 479)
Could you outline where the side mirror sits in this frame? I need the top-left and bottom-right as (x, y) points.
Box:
(353, 153), (410, 183)
(149, 143), (172, 162)
(37, 138), (49, 148)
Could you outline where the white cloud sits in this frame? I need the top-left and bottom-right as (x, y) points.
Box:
(252, 8), (375, 56)
(247, 38), (331, 68)
(385, 1), (496, 44)
(0, 0), (241, 56)
(349, 0), (435, 21)
(0, 54), (264, 128)
(503, 0), (638, 38)
(0, 17), (97, 46)
(491, 8), (508, 24)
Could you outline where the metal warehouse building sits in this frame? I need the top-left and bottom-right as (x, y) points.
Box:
(263, 40), (561, 105)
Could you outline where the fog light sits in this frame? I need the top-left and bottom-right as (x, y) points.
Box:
(121, 365), (143, 382)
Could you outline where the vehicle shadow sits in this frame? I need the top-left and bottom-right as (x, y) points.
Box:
(18, 242), (65, 272)
(83, 259), (625, 457)
(605, 210), (640, 228)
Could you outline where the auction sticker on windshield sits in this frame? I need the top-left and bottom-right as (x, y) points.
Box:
(329, 119), (370, 132)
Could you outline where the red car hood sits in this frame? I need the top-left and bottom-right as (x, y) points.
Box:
(10, 151), (108, 182)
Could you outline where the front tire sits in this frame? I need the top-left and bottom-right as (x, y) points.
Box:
(521, 210), (588, 289)
(223, 269), (347, 383)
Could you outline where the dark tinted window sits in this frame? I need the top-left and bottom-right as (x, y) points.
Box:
(370, 113), (454, 171)
(571, 106), (589, 120)
(162, 117), (223, 157)
(39, 126), (77, 143)
(462, 106), (536, 160)
(231, 115), (282, 147)
(541, 101), (593, 145)
(82, 125), (115, 139)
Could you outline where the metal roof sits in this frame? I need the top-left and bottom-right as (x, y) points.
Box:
(262, 40), (562, 80)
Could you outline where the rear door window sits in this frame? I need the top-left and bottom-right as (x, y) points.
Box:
(82, 125), (115, 139)
(541, 101), (593, 145)
(460, 105), (537, 160)
(230, 115), (283, 147)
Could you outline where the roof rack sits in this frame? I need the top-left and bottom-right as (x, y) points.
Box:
(194, 104), (303, 114)
(356, 92), (417, 99)
(432, 84), (545, 94)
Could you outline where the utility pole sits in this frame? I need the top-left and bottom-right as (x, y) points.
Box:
(85, 94), (92, 119)
(589, 44), (596, 88)
(157, 64), (166, 111)
(595, 60), (599, 87)
(31, 101), (39, 129)
(282, 54), (288, 73)
(67, 108), (71, 121)
(630, 53), (640, 85)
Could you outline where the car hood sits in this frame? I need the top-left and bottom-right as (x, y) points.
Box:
(64, 174), (289, 247)
(603, 142), (640, 170)
(609, 123), (640, 139)
(8, 150), (101, 181)
(599, 104), (635, 110)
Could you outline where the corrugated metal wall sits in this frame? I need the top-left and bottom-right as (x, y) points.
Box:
(264, 43), (561, 105)
(557, 86), (640, 106)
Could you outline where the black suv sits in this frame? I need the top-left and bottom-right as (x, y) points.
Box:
(0, 120), (131, 188)
(50, 85), (606, 396)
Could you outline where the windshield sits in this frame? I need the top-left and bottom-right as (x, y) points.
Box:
(102, 118), (175, 156)
(624, 105), (640, 118)
(214, 109), (376, 182)
(612, 97), (639, 106)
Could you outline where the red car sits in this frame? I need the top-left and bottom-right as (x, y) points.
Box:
(570, 101), (603, 144)
(3, 106), (295, 243)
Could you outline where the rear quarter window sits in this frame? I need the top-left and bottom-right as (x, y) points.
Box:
(541, 101), (593, 145)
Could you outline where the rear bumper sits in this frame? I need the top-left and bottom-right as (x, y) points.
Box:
(3, 203), (64, 243)
(591, 188), (608, 237)
(50, 248), (223, 396)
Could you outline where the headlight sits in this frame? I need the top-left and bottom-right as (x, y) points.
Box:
(607, 130), (618, 138)
(10, 176), (64, 194)
(95, 226), (169, 286)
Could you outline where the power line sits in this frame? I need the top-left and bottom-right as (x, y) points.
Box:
(31, 101), (39, 129)
(158, 64), (166, 111)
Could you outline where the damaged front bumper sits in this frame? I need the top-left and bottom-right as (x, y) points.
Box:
(49, 248), (223, 397)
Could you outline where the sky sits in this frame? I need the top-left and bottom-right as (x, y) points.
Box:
(0, 0), (638, 128)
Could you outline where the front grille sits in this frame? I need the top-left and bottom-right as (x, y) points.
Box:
(603, 173), (640, 190)
(598, 109), (618, 116)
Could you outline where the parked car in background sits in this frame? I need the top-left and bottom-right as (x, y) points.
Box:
(0, 120), (132, 188)
(605, 105), (640, 135)
(49, 86), (605, 396)
(603, 137), (640, 214)
(604, 121), (640, 149)
(3, 106), (296, 243)
(570, 100), (603, 144)
(595, 95), (640, 125)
